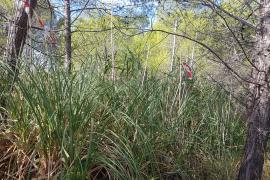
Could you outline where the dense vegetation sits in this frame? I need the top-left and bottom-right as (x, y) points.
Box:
(2, 0), (270, 179)
(0, 60), (246, 179)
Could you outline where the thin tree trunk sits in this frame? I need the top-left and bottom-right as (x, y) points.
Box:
(141, 44), (150, 86)
(110, 1), (115, 82)
(190, 33), (197, 68)
(169, 19), (178, 72)
(2, 0), (37, 121)
(6, 0), (37, 72)
(238, 1), (270, 179)
(64, 0), (72, 73)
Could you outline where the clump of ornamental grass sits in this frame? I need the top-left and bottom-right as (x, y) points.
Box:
(0, 62), (244, 179)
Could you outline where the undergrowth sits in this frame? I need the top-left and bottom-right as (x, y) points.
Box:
(0, 63), (245, 179)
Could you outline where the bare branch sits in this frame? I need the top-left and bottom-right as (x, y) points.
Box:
(204, 0), (256, 30)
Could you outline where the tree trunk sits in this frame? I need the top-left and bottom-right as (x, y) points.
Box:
(110, 1), (116, 82)
(238, 104), (270, 180)
(64, 0), (72, 73)
(169, 19), (178, 72)
(238, 1), (270, 179)
(6, 0), (37, 72)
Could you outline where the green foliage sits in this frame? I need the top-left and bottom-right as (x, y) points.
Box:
(0, 1), (253, 179)
(0, 0), (12, 54)
(0, 60), (244, 179)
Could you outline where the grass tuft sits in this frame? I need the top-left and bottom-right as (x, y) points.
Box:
(0, 63), (245, 179)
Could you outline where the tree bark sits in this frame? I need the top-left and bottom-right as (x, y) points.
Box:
(238, 1), (270, 179)
(64, 0), (72, 73)
(6, 0), (37, 72)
